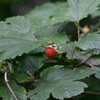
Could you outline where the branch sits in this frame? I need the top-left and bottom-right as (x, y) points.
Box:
(8, 73), (21, 85)
(4, 72), (18, 100)
(77, 53), (93, 67)
(45, 59), (58, 63)
(84, 91), (100, 95)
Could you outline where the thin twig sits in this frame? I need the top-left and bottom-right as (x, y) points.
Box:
(88, 62), (94, 67)
(71, 49), (75, 59)
(84, 91), (100, 95)
(45, 59), (58, 63)
(77, 53), (93, 67)
(8, 73), (21, 84)
(26, 70), (35, 79)
(9, 73), (35, 89)
(4, 72), (18, 100)
(26, 71), (38, 81)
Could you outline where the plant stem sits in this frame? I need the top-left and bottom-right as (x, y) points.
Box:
(84, 91), (100, 95)
(4, 72), (18, 100)
(26, 70), (35, 79)
(77, 53), (93, 67)
(74, 21), (82, 40)
(77, 22), (80, 39)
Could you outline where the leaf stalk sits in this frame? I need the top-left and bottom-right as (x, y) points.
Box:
(4, 72), (18, 100)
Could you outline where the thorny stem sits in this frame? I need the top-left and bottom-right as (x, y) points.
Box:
(4, 72), (18, 100)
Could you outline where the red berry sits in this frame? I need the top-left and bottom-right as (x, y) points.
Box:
(45, 47), (56, 58)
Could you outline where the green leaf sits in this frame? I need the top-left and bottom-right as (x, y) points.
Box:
(0, 16), (42, 61)
(39, 65), (96, 84)
(65, 45), (83, 59)
(0, 81), (27, 100)
(76, 31), (100, 50)
(26, 2), (64, 21)
(35, 33), (69, 45)
(67, 0), (100, 21)
(45, 3), (69, 25)
(14, 73), (33, 83)
(59, 43), (83, 60)
(92, 49), (100, 55)
(91, 67), (100, 79)
(26, 0), (100, 31)
(0, 16), (32, 33)
(90, 11), (100, 18)
(29, 80), (86, 100)
(26, 2), (67, 31)
(28, 65), (95, 100)
(36, 21), (68, 34)
(31, 47), (45, 53)
(0, 15), (68, 61)
(45, 0), (100, 25)
(17, 53), (45, 73)
(0, 32), (40, 61)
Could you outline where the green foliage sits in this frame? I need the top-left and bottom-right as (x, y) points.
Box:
(91, 67), (100, 79)
(0, 16), (41, 61)
(26, 2), (67, 31)
(0, 81), (27, 100)
(28, 65), (95, 100)
(76, 31), (100, 50)
(35, 32), (69, 45)
(17, 53), (45, 73)
(0, 31), (40, 61)
(14, 73), (34, 83)
(26, 2), (65, 21)
(0, 0), (100, 100)
(0, 16), (32, 33)
(91, 11), (100, 18)
(67, 0), (100, 21)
